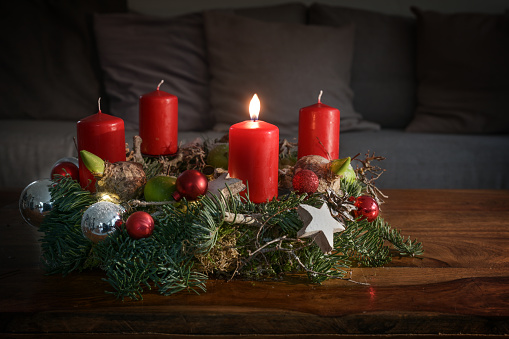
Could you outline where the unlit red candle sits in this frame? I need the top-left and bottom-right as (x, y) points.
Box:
(139, 80), (178, 156)
(298, 91), (340, 160)
(77, 98), (126, 191)
(229, 94), (279, 203)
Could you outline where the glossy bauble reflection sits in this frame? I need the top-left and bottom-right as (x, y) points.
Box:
(19, 179), (54, 228)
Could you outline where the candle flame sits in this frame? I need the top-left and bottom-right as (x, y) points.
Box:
(249, 94), (260, 121)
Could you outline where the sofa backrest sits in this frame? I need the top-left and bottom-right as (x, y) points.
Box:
(2, 0), (507, 134)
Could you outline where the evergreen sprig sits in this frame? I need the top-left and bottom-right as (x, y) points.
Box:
(92, 196), (222, 300)
(39, 162), (423, 300)
(336, 216), (423, 267)
(39, 176), (97, 275)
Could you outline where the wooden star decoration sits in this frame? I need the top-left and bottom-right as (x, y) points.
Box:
(297, 203), (345, 254)
(206, 173), (245, 199)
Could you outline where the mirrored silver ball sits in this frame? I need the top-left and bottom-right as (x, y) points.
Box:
(51, 156), (79, 169)
(19, 179), (54, 228)
(81, 201), (125, 243)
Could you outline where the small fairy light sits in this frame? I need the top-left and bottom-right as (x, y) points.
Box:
(97, 192), (120, 204)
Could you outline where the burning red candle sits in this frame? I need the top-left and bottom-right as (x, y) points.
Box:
(77, 98), (126, 191)
(298, 91), (340, 160)
(139, 80), (178, 156)
(229, 94), (279, 203)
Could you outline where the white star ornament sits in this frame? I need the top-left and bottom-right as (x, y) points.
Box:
(297, 203), (345, 254)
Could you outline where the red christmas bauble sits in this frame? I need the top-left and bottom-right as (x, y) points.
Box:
(292, 169), (319, 195)
(125, 211), (155, 240)
(51, 160), (79, 181)
(172, 169), (208, 201)
(352, 195), (379, 222)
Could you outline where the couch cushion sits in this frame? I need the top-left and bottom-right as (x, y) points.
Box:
(406, 8), (509, 134)
(94, 12), (211, 131)
(204, 11), (379, 136)
(233, 2), (307, 23)
(93, 3), (308, 131)
(308, 3), (417, 129)
(0, 0), (126, 121)
(3, 120), (508, 190)
(339, 129), (509, 189)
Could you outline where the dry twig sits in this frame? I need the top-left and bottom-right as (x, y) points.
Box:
(353, 151), (388, 205)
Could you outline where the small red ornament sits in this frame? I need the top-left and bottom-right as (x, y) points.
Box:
(292, 169), (319, 195)
(51, 159), (79, 182)
(125, 211), (155, 240)
(172, 169), (208, 201)
(352, 195), (379, 222)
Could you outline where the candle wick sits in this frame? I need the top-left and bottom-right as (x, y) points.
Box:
(98, 97), (102, 113)
(318, 90), (323, 103)
(157, 80), (164, 90)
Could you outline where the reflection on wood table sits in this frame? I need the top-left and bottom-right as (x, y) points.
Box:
(1, 189), (508, 337)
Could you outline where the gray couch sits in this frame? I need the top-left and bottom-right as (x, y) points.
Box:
(1, 0), (508, 190)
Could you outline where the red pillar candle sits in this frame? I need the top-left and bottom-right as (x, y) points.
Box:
(139, 80), (178, 156)
(229, 94), (279, 203)
(298, 91), (340, 160)
(77, 98), (126, 191)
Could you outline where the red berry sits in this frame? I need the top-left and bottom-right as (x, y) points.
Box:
(292, 169), (319, 195)
(126, 211), (155, 240)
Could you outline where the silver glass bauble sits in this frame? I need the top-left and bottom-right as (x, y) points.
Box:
(19, 179), (54, 228)
(81, 201), (125, 243)
(51, 156), (79, 169)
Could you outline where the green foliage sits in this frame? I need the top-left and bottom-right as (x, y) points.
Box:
(341, 177), (363, 197)
(143, 157), (163, 181)
(94, 228), (208, 300)
(337, 216), (423, 267)
(91, 196), (222, 300)
(40, 174), (423, 301)
(39, 176), (97, 275)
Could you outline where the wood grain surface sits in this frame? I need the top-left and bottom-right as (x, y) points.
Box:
(1, 189), (508, 337)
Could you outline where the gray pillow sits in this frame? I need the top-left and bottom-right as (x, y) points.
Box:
(309, 3), (417, 129)
(204, 11), (379, 137)
(406, 8), (509, 134)
(93, 3), (308, 132)
(94, 12), (211, 131)
(233, 2), (307, 23)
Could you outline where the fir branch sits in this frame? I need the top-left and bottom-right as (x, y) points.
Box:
(377, 218), (424, 257)
(294, 248), (352, 284)
(337, 218), (390, 267)
(223, 192), (353, 282)
(39, 176), (97, 275)
(38, 150), (424, 300)
(143, 157), (164, 181)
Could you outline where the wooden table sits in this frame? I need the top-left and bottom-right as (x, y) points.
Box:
(1, 189), (508, 338)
